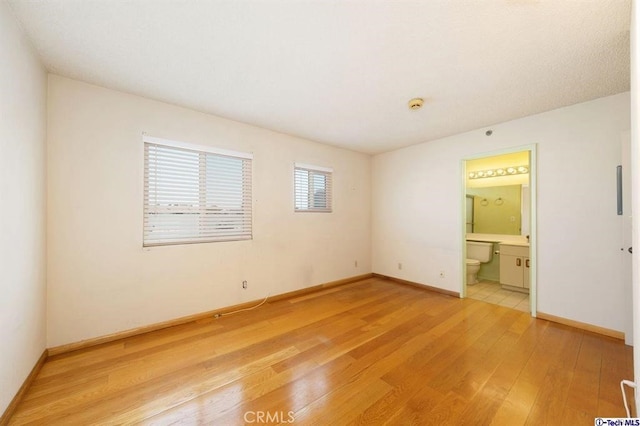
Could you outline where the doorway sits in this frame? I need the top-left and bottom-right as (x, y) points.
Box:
(461, 146), (537, 316)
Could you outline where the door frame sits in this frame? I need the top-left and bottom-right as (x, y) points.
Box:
(460, 144), (538, 317)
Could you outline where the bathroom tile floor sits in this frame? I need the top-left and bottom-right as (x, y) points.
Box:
(467, 280), (529, 312)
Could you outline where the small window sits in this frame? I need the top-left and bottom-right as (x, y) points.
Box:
(294, 163), (333, 212)
(143, 136), (252, 246)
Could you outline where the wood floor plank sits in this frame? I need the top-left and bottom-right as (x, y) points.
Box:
(6, 278), (633, 425)
(195, 354), (360, 425)
(599, 336), (635, 417)
(348, 381), (442, 425)
(491, 379), (539, 426)
(562, 332), (604, 419)
(523, 324), (584, 425)
(291, 376), (392, 425)
(412, 390), (468, 425)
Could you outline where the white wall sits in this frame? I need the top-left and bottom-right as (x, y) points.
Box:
(46, 76), (371, 347)
(373, 93), (630, 334)
(0, 1), (47, 415)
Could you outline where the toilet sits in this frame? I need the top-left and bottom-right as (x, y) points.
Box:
(466, 241), (494, 285)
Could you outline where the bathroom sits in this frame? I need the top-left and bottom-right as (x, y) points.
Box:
(464, 150), (532, 312)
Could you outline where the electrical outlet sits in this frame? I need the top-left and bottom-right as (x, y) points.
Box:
(242, 280), (248, 289)
(398, 262), (402, 270)
(439, 271), (445, 278)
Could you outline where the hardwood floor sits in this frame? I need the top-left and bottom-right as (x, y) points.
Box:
(7, 277), (634, 425)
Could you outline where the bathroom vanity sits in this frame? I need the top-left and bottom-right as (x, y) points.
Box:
(499, 243), (530, 293)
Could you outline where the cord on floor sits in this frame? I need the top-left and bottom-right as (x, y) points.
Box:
(214, 294), (270, 319)
(621, 379), (638, 418)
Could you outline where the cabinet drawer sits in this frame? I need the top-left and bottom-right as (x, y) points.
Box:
(499, 244), (529, 257)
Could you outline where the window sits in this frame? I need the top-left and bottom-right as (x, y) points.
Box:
(294, 163), (333, 212)
(143, 136), (252, 246)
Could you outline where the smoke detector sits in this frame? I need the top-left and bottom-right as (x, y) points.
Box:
(408, 98), (424, 110)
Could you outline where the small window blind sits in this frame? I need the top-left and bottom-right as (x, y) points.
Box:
(294, 163), (333, 212)
(143, 136), (252, 246)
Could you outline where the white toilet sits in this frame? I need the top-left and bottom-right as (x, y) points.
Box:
(466, 241), (494, 285)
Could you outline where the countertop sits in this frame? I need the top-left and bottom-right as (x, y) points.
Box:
(466, 233), (530, 247)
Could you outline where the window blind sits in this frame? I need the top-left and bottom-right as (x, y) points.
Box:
(294, 163), (333, 212)
(143, 137), (252, 246)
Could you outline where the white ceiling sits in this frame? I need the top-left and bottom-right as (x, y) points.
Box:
(8, 0), (631, 154)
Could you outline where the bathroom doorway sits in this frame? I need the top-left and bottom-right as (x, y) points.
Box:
(461, 147), (537, 316)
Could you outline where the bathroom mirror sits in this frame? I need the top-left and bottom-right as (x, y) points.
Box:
(467, 184), (525, 235)
(465, 150), (531, 236)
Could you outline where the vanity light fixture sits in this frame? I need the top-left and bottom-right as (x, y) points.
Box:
(468, 165), (528, 180)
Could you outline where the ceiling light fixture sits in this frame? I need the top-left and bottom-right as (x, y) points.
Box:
(468, 165), (528, 180)
(408, 98), (424, 110)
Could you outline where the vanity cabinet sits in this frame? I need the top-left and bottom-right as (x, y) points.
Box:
(499, 244), (530, 292)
